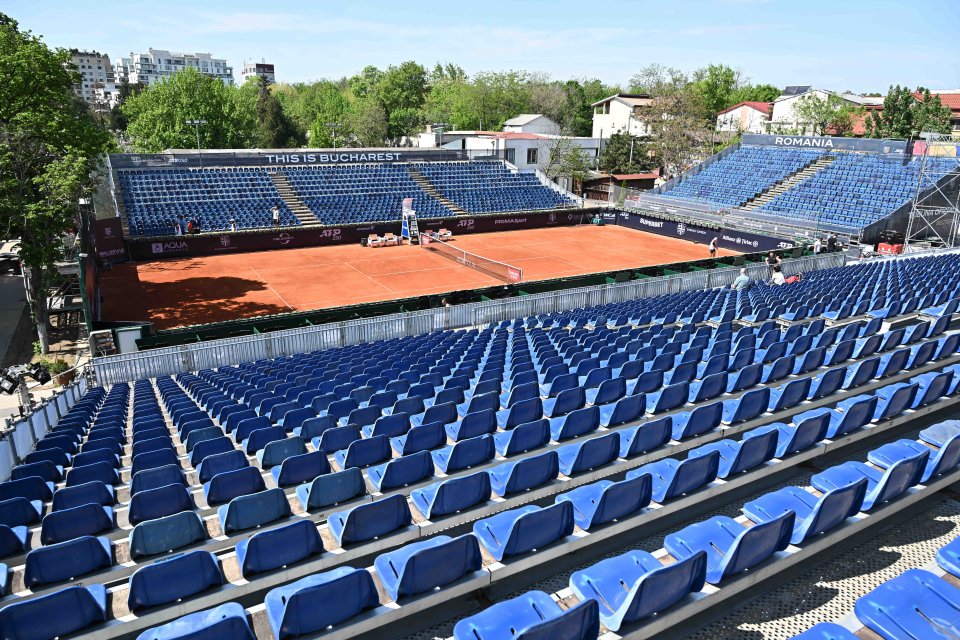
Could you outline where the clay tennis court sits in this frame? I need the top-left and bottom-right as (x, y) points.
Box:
(100, 225), (738, 330)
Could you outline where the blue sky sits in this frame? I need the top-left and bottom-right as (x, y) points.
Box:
(7, 0), (959, 92)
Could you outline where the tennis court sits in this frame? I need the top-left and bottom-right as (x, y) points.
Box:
(99, 225), (739, 330)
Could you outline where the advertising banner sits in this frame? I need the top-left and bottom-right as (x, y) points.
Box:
(91, 217), (128, 264)
(740, 134), (908, 155)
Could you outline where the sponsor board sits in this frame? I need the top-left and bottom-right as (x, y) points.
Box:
(151, 241), (189, 255)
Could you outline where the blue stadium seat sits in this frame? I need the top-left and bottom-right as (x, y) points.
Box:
(489, 451), (559, 496)
(23, 535), (112, 588)
(810, 452), (927, 511)
(742, 480), (867, 545)
(40, 502), (114, 544)
(334, 434), (392, 469)
(217, 487), (291, 533)
(452, 591), (599, 640)
(494, 418), (551, 456)
(127, 550), (223, 611)
(271, 450), (330, 487)
(374, 533), (483, 601)
(265, 566), (379, 640)
(256, 436), (307, 468)
(328, 494), (411, 545)
(473, 502), (574, 561)
(672, 402), (723, 440)
(202, 466), (266, 506)
(135, 602), (256, 640)
(367, 450), (434, 491)
(235, 519), (323, 578)
(128, 510), (207, 559)
(392, 421), (447, 455)
(0, 584), (107, 640)
(296, 467), (366, 511)
(688, 430), (777, 478)
(0, 497), (42, 527)
(432, 434), (495, 473)
(628, 451), (720, 503)
(854, 569), (960, 640)
(197, 450), (249, 484)
(664, 513), (794, 584)
(569, 550), (706, 631)
(129, 482), (194, 526)
(557, 432), (620, 476)
(619, 416), (672, 458)
(555, 475), (651, 530)
(410, 472), (491, 519)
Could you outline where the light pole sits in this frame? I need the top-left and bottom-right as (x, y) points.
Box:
(432, 122), (447, 160)
(324, 122), (340, 149)
(185, 119), (207, 166)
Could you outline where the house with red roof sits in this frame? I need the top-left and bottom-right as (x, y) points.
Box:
(716, 101), (773, 134)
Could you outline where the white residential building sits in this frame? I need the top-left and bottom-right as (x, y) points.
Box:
(501, 114), (561, 135)
(769, 87), (883, 135)
(591, 93), (652, 139)
(69, 49), (116, 107)
(716, 101), (773, 134)
(241, 60), (276, 84)
(115, 49), (234, 86)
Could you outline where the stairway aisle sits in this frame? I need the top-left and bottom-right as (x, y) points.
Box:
(743, 155), (838, 210)
(269, 172), (321, 226)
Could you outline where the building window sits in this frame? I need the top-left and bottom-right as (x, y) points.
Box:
(505, 149), (516, 164)
(526, 148), (538, 164)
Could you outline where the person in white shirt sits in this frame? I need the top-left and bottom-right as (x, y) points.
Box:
(771, 266), (786, 285)
(813, 238), (822, 254)
(271, 205), (280, 227)
(229, 219), (237, 232)
(709, 236), (718, 258)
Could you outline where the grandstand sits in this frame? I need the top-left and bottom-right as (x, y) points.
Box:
(649, 134), (959, 236)
(2, 247), (960, 640)
(113, 155), (578, 237)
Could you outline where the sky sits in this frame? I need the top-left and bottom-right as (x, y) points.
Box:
(6, 0), (959, 92)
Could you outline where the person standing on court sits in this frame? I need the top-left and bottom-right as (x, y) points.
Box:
(271, 204), (280, 227)
(709, 236), (718, 258)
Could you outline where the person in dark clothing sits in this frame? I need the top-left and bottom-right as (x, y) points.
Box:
(827, 234), (838, 252)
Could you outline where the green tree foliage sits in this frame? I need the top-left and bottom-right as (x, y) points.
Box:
(598, 131), (656, 174)
(691, 63), (740, 121)
(728, 83), (780, 105)
(865, 85), (952, 138)
(348, 97), (388, 147)
(375, 61), (428, 140)
(254, 77), (304, 148)
(123, 67), (259, 152)
(0, 13), (113, 352)
(541, 137), (592, 182)
(792, 93), (863, 136)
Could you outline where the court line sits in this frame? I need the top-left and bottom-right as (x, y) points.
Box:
(248, 266), (295, 311)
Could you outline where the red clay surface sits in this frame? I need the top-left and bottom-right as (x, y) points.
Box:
(100, 225), (738, 330)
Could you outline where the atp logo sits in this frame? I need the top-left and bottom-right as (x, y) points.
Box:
(677, 223), (687, 236)
(320, 229), (341, 240)
(457, 219), (475, 230)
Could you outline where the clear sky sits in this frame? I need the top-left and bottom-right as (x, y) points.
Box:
(6, 0), (959, 92)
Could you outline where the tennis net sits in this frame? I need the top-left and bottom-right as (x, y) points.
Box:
(422, 236), (523, 283)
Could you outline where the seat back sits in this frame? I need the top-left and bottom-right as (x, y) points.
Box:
(414, 471), (491, 519)
(129, 510), (207, 559)
(237, 519), (323, 578)
(127, 550), (223, 611)
(299, 467), (366, 510)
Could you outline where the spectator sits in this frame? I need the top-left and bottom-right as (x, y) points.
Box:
(732, 268), (751, 291)
(771, 266), (786, 285)
(271, 205), (280, 227)
(827, 233), (838, 252)
(186, 219), (195, 234)
(813, 237), (822, 254)
(229, 219), (237, 232)
(173, 218), (183, 236)
(709, 236), (718, 258)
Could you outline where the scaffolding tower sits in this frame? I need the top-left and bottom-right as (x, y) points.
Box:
(904, 133), (960, 249)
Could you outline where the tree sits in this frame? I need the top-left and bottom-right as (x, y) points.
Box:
(792, 92), (863, 136)
(254, 77), (304, 148)
(598, 130), (656, 174)
(0, 13), (113, 352)
(865, 85), (915, 138)
(123, 68), (258, 152)
(692, 63), (741, 121)
(541, 136), (591, 183)
(348, 97), (388, 147)
(911, 88), (952, 136)
(729, 83), (780, 105)
(631, 64), (711, 179)
(376, 61), (428, 140)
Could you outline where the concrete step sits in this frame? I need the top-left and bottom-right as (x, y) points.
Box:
(742, 155), (837, 211)
(269, 172), (322, 226)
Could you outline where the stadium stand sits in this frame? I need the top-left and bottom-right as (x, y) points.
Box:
(117, 168), (299, 236)
(659, 146), (825, 208)
(657, 144), (954, 230)
(117, 161), (576, 236)
(758, 153), (954, 228)
(1, 251), (960, 640)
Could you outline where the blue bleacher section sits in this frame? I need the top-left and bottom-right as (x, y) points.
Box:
(118, 160), (576, 236)
(118, 168), (299, 236)
(284, 164), (451, 225)
(416, 161), (574, 213)
(758, 153), (953, 228)
(658, 144), (955, 230)
(1, 252), (960, 639)
(660, 146), (825, 208)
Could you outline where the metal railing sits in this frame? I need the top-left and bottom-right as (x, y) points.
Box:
(0, 377), (89, 482)
(91, 253), (845, 385)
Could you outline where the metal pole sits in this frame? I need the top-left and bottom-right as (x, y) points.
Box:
(195, 125), (202, 167)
